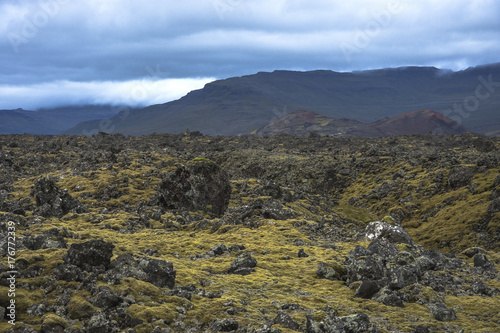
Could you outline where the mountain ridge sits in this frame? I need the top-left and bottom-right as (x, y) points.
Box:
(65, 63), (500, 136)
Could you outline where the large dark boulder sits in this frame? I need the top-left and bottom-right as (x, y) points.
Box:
(104, 254), (176, 289)
(154, 158), (231, 217)
(354, 280), (380, 299)
(31, 177), (87, 218)
(345, 255), (385, 284)
(64, 239), (114, 273)
(228, 253), (257, 275)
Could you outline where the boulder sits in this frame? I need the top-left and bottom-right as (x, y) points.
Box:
(105, 254), (176, 289)
(271, 311), (301, 331)
(365, 221), (414, 245)
(31, 177), (87, 218)
(228, 253), (257, 275)
(64, 239), (114, 272)
(473, 253), (497, 272)
(429, 303), (457, 322)
(354, 280), (380, 299)
(345, 255), (385, 284)
(154, 158), (231, 217)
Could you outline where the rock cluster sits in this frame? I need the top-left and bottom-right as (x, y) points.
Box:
(154, 158), (231, 217)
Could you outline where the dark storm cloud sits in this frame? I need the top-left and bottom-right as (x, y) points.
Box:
(1, 0), (499, 109)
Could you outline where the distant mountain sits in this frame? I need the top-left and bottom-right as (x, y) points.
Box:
(251, 109), (467, 137)
(66, 63), (500, 136)
(0, 105), (128, 135)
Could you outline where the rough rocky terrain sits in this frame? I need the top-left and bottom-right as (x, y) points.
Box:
(0, 133), (499, 332)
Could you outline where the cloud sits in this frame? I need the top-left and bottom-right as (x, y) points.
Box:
(0, 0), (499, 109)
(0, 77), (215, 110)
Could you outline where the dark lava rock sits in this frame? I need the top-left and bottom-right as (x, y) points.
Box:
(105, 254), (176, 289)
(413, 325), (430, 333)
(447, 166), (474, 189)
(210, 318), (239, 332)
(64, 239), (114, 272)
(345, 255), (385, 284)
(298, 248), (309, 258)
(93, 287), (123, 309)
(261, 201), (297, 220)
(154, 158), (231, 217)
(389, 266), (419, 290)
(473, 253), (497, 271)
(470, 278), (496, 296)
(372, 287), (405, 307)
(367, 238), (399, 258)
(354, 280), (380, 299)
(52, 263), (85, 282)
(41, 322), (65, 333)
(348, 245), (370, 258)
(307, 312), (379, 333)
(487, 198), (500, 214)
(208, 244), (228, 257)
(228, 253), (257, 275)
(271, 311), (301, 331)
(31, 176), (87, 218)
(429, 303), (457, 321)
(365, 221), (414, 246)
(22, 228), (67, 250)
(87, 310), (116, 333)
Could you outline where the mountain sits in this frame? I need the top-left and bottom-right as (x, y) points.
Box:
(250, 109), (467, 137)
(66, 63), (500, 136)
(0, 105), (128, 135)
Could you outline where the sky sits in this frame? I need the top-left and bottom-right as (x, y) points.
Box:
(1, 0), (500, 110)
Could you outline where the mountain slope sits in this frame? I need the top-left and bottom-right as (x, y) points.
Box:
(66, 63), (500, 136)
(249, 110), (363, 136)
(0, 105), (124, 135)
(252, 109), (468, 137)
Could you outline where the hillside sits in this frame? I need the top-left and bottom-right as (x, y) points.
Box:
(251, 109), (468, 137)
(0, 106), (127, 135)
(0, 133), (499, 332)
(65, 63), (500, 136)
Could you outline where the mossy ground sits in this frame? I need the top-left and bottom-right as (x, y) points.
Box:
(1, 133), (499, 332)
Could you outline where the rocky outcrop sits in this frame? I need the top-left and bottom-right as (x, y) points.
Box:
(31, 177), (87, 217)
(154, 158), (231, 217)
(104, 254), (176, 289)
(228, 253), (257, 275)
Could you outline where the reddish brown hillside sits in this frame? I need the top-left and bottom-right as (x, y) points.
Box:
(368, 109), (468, 136)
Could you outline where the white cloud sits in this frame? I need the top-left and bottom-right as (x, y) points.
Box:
(0, 78), (215, 110)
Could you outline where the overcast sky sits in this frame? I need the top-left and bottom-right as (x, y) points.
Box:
(1, 0), (500, 110)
